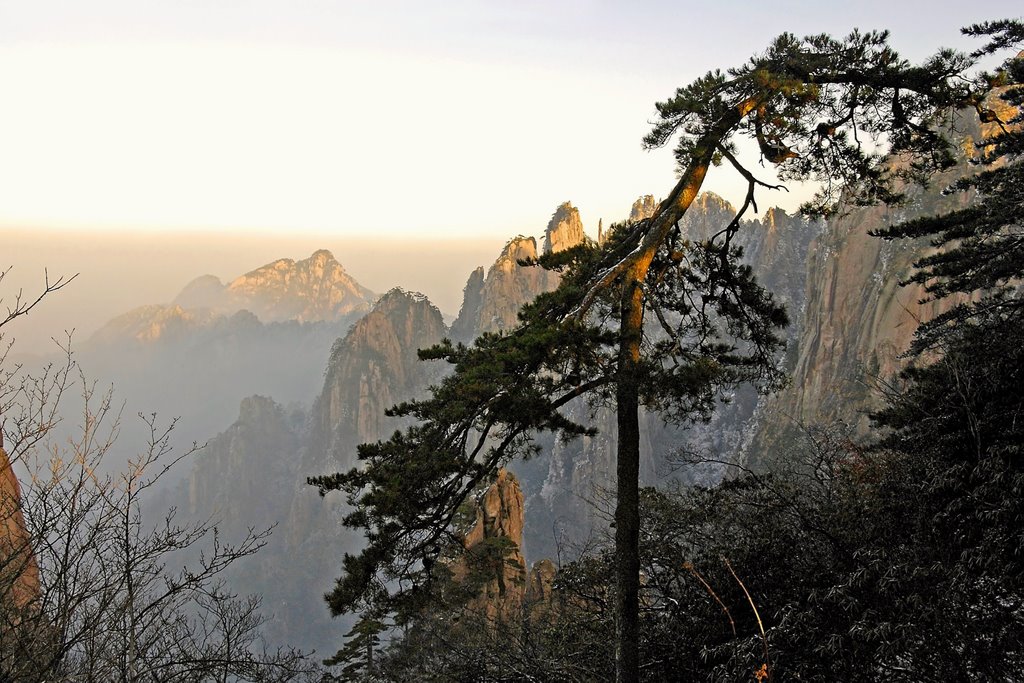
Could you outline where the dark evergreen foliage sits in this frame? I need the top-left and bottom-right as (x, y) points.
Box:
(872, 30), (1023, 352)
(311, 22), (1013, 681)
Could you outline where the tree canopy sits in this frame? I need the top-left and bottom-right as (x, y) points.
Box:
(311, 23), (1012, 682)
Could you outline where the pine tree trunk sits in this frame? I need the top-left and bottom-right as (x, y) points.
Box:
(614, 275), (645, 683)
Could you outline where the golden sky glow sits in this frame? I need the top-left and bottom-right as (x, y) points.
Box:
(0, 41), (679, 236)
(1, 1), (1019, 238)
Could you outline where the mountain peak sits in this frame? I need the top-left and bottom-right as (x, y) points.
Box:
(543, 202), (586, 255)
(496, 236), (539, 273)
(763, 207), (787, 232)
(305, 249), (342, 270)
(629, 195), (658, 223)
(219, 250), (374, 322)
(374, 287), (440, 315)
(695, 191), (734, 213)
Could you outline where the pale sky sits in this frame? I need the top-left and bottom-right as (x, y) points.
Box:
(2, 1), (1020, 239)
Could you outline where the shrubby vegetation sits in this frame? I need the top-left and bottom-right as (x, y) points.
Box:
(0, 276), (322, 681)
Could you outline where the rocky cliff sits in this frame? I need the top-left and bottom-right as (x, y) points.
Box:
(451, 236), (558, 339)
(543, 202), (587, 255)
(454, 469), (529, 622)
(305, 288), (449, 475)
(452, 202), (590, 341)
(294, 288), (449, 596)
(449, 266), (485, 343)
(167, 96), (1014, 647)
(744, 108), (1000, 465)
(444, 469), (559, 627)
(629, 194), (658, 222)
(167, 194), (827, 655)
(188, 396), (303, 531)
(0, 438), (39, 611)
(183, 396), (309, 648)
(176, 196), (817, 650)
(495, 194), (817, 561)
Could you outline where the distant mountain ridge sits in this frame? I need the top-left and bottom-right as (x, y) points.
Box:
(89, 249), (374, 346)
(64, 250), (375, 500)
(175, 248), (375, 323)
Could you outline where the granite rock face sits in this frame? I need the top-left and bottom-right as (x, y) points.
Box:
(543, 202), (587, 255)
(453, 202), (592, 341)
(456, 469), (529, 622)
(0, 440), (39, 611)
(629, 194), (658, 222)
(744, 108), (1000, 465)
(184, 396), (309, 648)
(306, 288), (449, 474)
(188, 395), (302, 531)
(454, 236), (559, 337)
(449, 266), (485, 343)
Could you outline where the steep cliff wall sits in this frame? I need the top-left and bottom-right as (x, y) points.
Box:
(543, 202), (587, 255)
(449, 266), (485, 343)
(452, 202), (589, 340)
(305, 288), (449, 475)
(455, 236), (558, 337)
(184, 396), (310, 649)
(745, 109), (999, 465)
(454, 469), (529, 622)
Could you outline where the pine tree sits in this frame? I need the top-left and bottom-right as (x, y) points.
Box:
(312, 27), (981, 681)
(325, 615), (385, 681)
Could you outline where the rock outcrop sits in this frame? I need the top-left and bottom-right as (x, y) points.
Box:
(184, 395), (308, 648)
(449, 470), (561, 625)
(629, 194), (658, 222)
(452, 201), (591, 340)
(0, 437), (39, 611)
(543, 202), (587, 255)
(306, 288), (449, 474)
(449, 266), (485, 343)
(188, 396), (302, 530)
(454, 236), (559, 337)
(456, 470), (529, 622)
